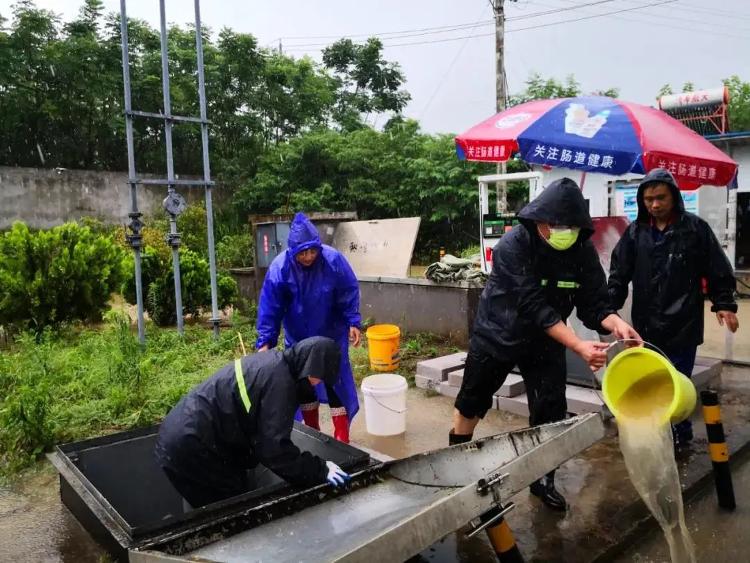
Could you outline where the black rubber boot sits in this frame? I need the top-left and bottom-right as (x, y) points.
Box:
(529, 471), (568, 512)
(449, 430), (473, 446)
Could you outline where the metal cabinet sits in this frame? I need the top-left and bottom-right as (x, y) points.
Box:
(255, 222), (290, 268)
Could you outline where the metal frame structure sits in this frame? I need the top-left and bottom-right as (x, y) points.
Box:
(477, 171), (543, 273)
(119, 0), (220, 342)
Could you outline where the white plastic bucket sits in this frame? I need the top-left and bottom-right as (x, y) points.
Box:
(361, 373), (408, 436)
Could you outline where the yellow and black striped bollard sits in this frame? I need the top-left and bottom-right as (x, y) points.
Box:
(479, 507), (524, 563)
(701, 390), (736, 511)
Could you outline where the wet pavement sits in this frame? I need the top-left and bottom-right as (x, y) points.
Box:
(0, 465), (105, 562)
(614, 454), (750, 563)
(1, 365), (749, 562)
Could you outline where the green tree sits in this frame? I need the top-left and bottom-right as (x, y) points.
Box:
(234, 120), (504, 255)
(0, 221), (125, 332)
(723, 75), (750, 132)
(322, 37), (411, 130)
(509, 72), (619, 106)
(657, 83), (674, 97)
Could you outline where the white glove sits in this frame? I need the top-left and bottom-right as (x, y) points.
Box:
(325, 461), (350, 487)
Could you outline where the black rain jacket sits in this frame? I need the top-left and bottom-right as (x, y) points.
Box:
(472, 177), (615, 361)
(608, 168), (737, 352)
(155, 336), (341, 489)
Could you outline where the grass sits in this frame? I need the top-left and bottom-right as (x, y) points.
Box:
(0, 311), (257, 482)
(351, 331), (461, 387)
(0, 313), (461, 483)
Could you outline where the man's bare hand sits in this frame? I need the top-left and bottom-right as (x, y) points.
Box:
(349, 327), (362, 347)
(258, 344), (270, 352)
(573, 341), (610, 371)
(601, 314), (643, 347)
(717, 311), (740, 333)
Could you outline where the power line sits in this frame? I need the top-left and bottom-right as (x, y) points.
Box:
(676, 0), (750, 20)
(280, 20), (494, 44)
(538, 0), (750, 23)
(381, 0), (679, 47)
(418, 4), (491, 120)
(281, 0), (620, 48)
(284, 0), (748, 53)
(610, 0), (750, 31)
(533, 0), (750, 40)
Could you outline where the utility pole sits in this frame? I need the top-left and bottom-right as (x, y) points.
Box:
(491, 0), (516, 213)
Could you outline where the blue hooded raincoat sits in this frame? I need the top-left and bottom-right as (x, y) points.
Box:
(256, 213), (361, 421)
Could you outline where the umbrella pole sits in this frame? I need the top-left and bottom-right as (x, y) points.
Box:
(579, 171), (587, 190)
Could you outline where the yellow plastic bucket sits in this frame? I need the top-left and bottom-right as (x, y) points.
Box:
(366, 324), (401, 372)
(602, 347), (697, 424)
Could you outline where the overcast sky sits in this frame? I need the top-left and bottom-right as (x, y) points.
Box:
(3, 0), (749, 134)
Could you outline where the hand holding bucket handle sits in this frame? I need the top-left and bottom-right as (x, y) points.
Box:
(605, 338), (669, 361)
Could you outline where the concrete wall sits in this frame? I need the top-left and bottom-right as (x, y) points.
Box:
(0, 166), (212, 229)
(358, 277), (482, 346)
(721, 143), (750, 193)
(229, 269), (483, 346)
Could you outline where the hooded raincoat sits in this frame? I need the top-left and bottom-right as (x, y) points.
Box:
(155, 337), (341, 507)
(256, 213), (361, 421)
(471, 177), (615, 361)
(608, 168), (737, 352)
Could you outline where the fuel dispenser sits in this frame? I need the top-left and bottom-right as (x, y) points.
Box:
(478, 171), (544, 273)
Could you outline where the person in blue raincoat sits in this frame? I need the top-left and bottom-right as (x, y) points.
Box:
(256, 213), (361, 443)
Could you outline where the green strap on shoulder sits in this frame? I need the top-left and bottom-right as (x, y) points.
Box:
(234, 358), (252, 413)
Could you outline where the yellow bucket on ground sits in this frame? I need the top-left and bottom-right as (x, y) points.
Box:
(602, 347), (697, 424)
(366, 324), (401, 372)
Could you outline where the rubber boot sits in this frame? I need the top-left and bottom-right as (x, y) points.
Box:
(300, 402), (320, 431)
(449, 429), (473, 446)
(529, 470), (567, 512)
(331, 407), (350, 443)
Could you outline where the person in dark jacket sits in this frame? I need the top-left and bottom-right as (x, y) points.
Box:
(256, 212), (361, 444)
(155, 337), (351, 509)
(452, 177), (641, 512)
(608, 168), (739, 447)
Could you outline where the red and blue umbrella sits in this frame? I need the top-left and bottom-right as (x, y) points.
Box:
(455, 96), (737, 189)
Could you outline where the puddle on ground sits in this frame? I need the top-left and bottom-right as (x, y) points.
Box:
(0, 464), (105, 562)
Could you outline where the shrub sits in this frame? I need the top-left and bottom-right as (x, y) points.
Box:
(150, 204), (254, 269)
(216, 230), (254, 269)
(0, 222), (125, 332)
(0, 315), (260, 479)
(122, 247), (239, 326)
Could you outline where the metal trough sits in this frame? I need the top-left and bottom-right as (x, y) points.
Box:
(129, 413), (605, 563)
(48, 423), (373, 560)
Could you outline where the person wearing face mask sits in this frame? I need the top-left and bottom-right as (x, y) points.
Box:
(451, 177), (641, 512)
(256, 213), (361, 444)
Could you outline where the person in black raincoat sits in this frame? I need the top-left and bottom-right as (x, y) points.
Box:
(608, 168), (739, 447)
(452, 177), (641, 511)
(155, 336), (351, 509)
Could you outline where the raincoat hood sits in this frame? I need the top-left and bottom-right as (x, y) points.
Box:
(518, 177), (594, 241)
(287, 212), (322, 256)
(635, 168), (685, 223)
(283, 336), (341, 387)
